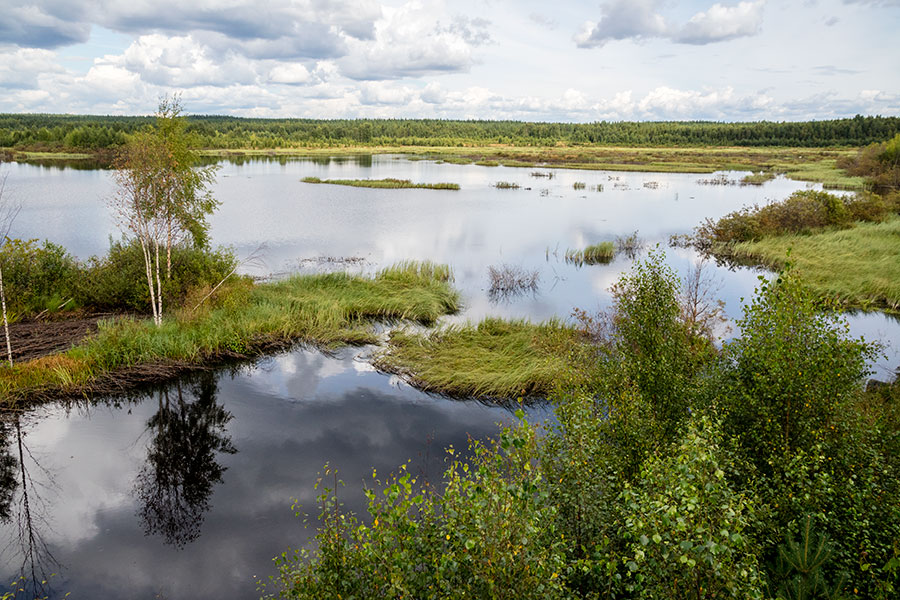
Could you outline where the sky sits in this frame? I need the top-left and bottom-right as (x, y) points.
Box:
(0, 0), (898, 121)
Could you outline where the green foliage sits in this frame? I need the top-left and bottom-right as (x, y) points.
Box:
(693, 189), (898, 248)
(840, 133), (900, 194)
(269, 415), (567, 600)
(770, 516), (847, 600)
(716, 270), (874, 463)
(74, 239), (237, 312)
(374, 318), (579, 398)
(607, 251), (695, 434)
(620, 415), (765, 599)
(565, 242), (616, 265)
(2, 113), (898, 150)
(1, 261), (459, 401)
(0, 238), (80, 318)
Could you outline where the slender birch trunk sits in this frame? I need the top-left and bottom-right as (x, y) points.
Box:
(0, 263), (12, 367)
(155, 239), (163, 325)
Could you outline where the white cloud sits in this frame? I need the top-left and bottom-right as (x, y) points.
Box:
(115, 34), (258, 87)
(358, 81), (415, 105)
(0, 47), (63, 88)
(340, 1), (486, 80)
(575, 0), (667, 48)
(420, 81), (446, 104)
(267, 63), (312, 85)
(576, 0), (766, 48)
(0, 2), (92, 48)
(676, 1), (765, 44)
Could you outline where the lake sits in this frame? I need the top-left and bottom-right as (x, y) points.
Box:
(1, 156), (897, 599)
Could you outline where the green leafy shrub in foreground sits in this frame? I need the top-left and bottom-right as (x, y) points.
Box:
(271, 256), (900, 599)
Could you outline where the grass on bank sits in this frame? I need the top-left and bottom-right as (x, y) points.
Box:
(732, 217), (900, 312)
(301, 176), (459, 190)
(374, 318), (581, 398)
(0, 261), (459, 405)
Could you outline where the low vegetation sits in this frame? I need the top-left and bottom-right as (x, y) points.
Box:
(690, 189), (900, 249)
(0, 238), (236, 320)
(374, 318), (579, 399)
(273, 254), (900, 599)
(486, 264), (539, 301)
(301, 176), (459, 190)
(0, 260), (459, 405)
(732, 216), (900, 311)
(493, 181), (520, 189)
(565, 241), (617, 265)
(741, 171), (776, 185)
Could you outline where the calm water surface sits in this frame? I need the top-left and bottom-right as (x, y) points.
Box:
(1, 156), (897, 598)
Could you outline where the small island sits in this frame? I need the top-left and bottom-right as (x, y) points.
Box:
(301, 177), (459, 190)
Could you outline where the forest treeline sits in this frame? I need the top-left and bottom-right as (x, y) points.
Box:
(1, 114), (898, 151)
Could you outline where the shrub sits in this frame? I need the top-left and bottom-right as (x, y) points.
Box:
(0, 238), (80, 317)
(74, 239), (237, 313)
(269, 415), (568, 600)
(620, 415), (765, 599)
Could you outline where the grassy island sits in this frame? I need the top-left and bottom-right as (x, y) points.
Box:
(301, 176), (459, 190)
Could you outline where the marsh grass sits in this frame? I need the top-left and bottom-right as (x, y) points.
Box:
(487, 264), (539, 302)
(615, 231), (644, 259)
(374, 318), (581, 398)
(573, 181), (586, 190)
(493, 181), (521, 189)
(732, 217), (900, 312)
(740, 171), (776, 186)
(0, 261), (459, 404)
(301, 177), (459, 190)
(566, 242), (616, 265)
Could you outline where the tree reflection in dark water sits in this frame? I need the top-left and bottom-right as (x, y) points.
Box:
(0, 416), (60, 598)
(133, 372), (237, 549)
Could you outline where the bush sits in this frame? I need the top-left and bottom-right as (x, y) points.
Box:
(270, 415), (567, 600)
(619, 415), (765, 599)
(74, 239), (237, 312)
(693, 189), (896, 247)
(0, 238), (80, 318)
(710, 270), (900, 595)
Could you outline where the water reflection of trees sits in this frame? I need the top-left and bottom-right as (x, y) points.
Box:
(134, 372), (236, 549)
(0, 416), (60, 599)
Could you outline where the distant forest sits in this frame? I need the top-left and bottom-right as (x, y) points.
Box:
(1, 113), (898, 150)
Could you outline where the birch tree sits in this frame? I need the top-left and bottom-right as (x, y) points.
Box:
(110, 96), (219, 325)
(0, 173), (21, 366)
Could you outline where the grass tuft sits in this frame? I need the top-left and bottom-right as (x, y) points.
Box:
(374, 318), (580, 398)
(566, 242), (616, 265)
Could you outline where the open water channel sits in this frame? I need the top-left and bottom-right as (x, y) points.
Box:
(1, 156), (898, 598)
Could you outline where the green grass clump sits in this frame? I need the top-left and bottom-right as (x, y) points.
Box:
(573, 181), (586, 190)
(740, 171), (776, 185)
(566, 242), (616, 265)
(733, 217), (900, 312)
(493, 181), (520, 189)
(301, 177), (459, 190)
(0, 261), (459, 404)
(374, 318), (580, 399)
